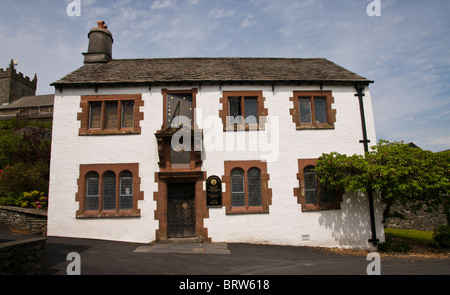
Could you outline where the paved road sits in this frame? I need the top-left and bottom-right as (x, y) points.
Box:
(1, 227), (449, 276)
(44, 236), (449, 276)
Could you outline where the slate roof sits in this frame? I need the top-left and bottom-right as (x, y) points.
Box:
(0, 94), (54, 110)
(51, 57), (372, 87)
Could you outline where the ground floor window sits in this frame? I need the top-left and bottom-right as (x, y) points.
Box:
(294, 159), (342, 211)
(223, 160), (272, 214)
(76, 163), (143, 218)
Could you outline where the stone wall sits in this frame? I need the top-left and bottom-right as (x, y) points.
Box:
(0, 206), (47, 234)
(0, 238), (47, 275)
(384, 204), (448, 231)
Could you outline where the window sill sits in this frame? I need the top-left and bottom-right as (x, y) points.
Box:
(301, 203), (341, 212)
(226, 206), (269, 215)
(79, 129), (141, 136)
(76, 211), (140, 218)
(223, 124), (265, 131)
(296, 124), (334, 130)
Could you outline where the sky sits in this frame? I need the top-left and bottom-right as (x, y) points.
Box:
(0, 0), (449, 152)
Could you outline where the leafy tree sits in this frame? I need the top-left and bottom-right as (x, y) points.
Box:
(0, 121), (51, 203)
(315, 140), (450, 224)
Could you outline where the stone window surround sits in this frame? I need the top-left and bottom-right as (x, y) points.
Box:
(289, 91), (336, 130)
(78, 94), (144, 136)
(76, 163), (144, 218)
(219, 91), (268, 131)
(222, 160), (272, 214)
(294, 159), (342, 212)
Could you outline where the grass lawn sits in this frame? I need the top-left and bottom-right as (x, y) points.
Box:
(384, 228), (433, 246)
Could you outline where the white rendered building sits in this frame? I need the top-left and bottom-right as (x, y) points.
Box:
(47, 22), (384, 249)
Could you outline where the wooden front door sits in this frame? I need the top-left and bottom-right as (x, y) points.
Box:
(167, 182), (196, 238)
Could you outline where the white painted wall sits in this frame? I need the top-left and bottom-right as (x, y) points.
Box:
(47, 84), (384, 249)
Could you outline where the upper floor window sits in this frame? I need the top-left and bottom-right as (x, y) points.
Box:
(289, 91), (336, 130)
(219, 91), (268, 131)
(78, 94), (144, 135)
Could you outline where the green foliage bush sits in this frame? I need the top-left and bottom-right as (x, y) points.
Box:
(0, 123), (51, 206)
(378, 239), (411, 253)
(0, 191), (47, 210)
(315, 140), (450, 223)
(0, 162), (49, 197)
(432, 225), (450, 249)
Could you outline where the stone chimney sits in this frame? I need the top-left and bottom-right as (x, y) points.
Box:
(83, 21), (113, 64)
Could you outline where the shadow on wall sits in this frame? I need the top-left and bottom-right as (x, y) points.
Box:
(317, 191), (384, 249)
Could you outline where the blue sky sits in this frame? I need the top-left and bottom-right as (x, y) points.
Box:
(0, 0), (449, 152)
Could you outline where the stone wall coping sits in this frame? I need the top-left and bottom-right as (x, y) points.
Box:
(0, 206), (47, 217)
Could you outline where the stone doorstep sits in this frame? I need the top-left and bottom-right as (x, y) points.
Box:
(133, 242), (231, 255)
(159, 237), (203, 244)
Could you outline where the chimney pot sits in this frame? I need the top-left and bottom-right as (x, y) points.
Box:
(83, 21), (113, 64)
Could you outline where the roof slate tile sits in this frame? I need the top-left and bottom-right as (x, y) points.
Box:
(51, 57), (372, 86)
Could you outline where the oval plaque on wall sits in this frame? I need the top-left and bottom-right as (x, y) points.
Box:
(206, 175), (222, 208)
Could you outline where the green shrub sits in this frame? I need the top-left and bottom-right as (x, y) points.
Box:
(432, 225), (450, 249)
(0, 192), (22, 206)
(0, 191), (47, 210)
(378, 239), (411, 253)
(0, 162), (49, 197)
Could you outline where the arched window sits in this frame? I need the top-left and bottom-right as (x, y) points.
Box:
(248, 167), (261, 206)
(103, 171), (116, 210)
(86, 171), (99, 211)
(224, 161), (272, 214)
(231, 168), (245, 207)
(303, 166), (318, 205)
(120, 170), (133, 210)
(295, 159), (341, 211)
(77, 164), (143, 218)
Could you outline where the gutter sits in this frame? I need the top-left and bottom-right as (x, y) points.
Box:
(51, 79), (374, 91)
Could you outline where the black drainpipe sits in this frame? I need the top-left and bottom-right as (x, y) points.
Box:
(355, 83), (379, 246)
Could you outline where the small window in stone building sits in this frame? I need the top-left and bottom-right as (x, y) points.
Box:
(79, 94), (143, 135)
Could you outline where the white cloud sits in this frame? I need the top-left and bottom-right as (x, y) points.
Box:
(186, 0), (199, 5)
(208, 8), (235, 19)
(150, 0), (175, 10)
(240, 15), (255, 28)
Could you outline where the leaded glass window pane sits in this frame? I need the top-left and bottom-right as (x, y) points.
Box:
(121, 101), (134, 128)
(228, 96), (242, 125)
(229, 96), (241, 117)
(231, 168), (245, 207)
(103, 171), (116, 210)
(299, 98), (312, 123)
(120, 171), (133, 210)
(244, 97), (258, 125)
(86, 172), (99, 210)
(248, 168), (261, 206)
(314, 97), (327, 123)
(304, 166), (318, 205)
(105, 101), (118, 129)
(89, 102), (102, 129)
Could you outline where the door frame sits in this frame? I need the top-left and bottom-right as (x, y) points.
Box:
(154, 171), (210, 242)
